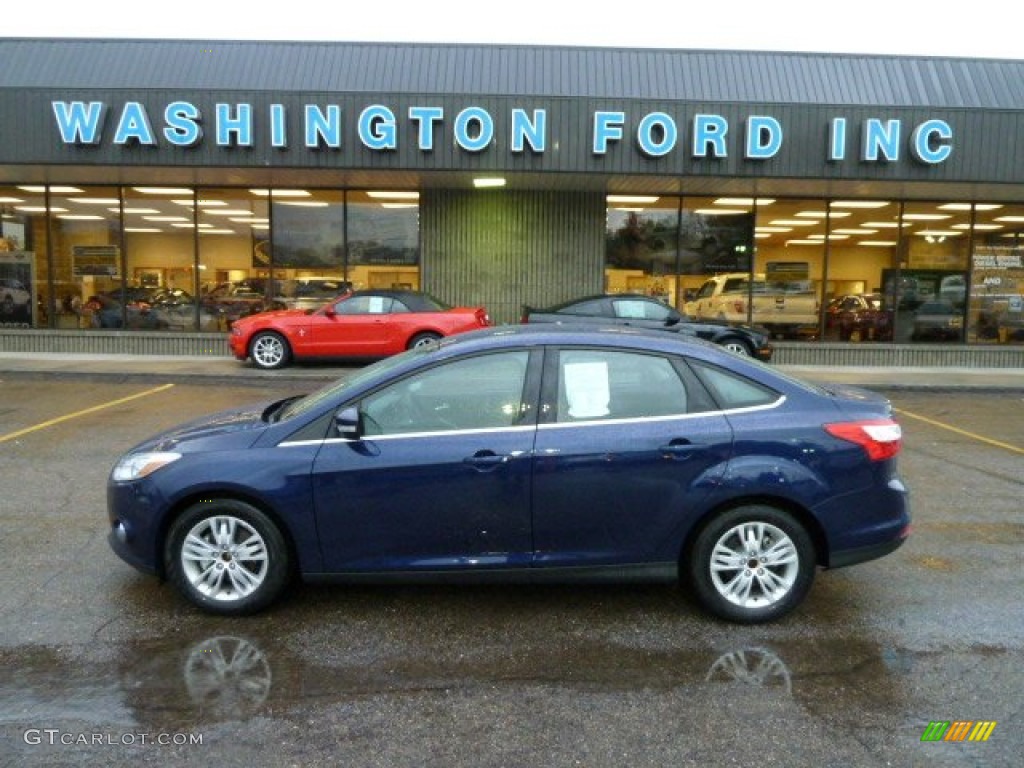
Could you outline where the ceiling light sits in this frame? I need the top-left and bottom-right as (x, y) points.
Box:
(860, 241), (897, 247)
(276, 201), (330, 207)
(713, 197), (775, 206)
(993, 215), (1024, 223)
(133, 187), (194, 195)
(249, 189), (311, 197)
(785, 239), (822, 245)
(770, 219), (818, 227)
(755, 227), (793, 233)
(474, 178), (506, 189)
(205, 209), (258, 216)
(16, 206), (67, 213)
(381, 203), (419, 209)
(143, 215), (189, 222)
(832, 229), (878, 235)
(862, 221), (900, 228)
(694, 208), (748, 215)
(939, 203), (1003, 211)
(607, 195), (659, 204)
(57, 214), (105, 220)
(902, 213), (951, 221)
(18, 185), (83, 194)
(72, 197), (120, 205)
(367, 191), (420, 200)
(124, 227), (162, 233)
(830, 200), (890, 208)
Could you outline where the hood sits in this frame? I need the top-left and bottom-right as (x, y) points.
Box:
(134, 401), (276, 453)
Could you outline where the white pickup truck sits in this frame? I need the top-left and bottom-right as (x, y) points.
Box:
(684, 273), (820, 338)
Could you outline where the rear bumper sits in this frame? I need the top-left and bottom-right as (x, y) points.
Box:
(828, 525), (910, 568)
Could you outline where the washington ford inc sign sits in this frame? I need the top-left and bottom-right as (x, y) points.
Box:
(51, 101), (954, 166)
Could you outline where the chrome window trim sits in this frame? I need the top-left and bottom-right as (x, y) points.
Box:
(278, 423), (537, 447)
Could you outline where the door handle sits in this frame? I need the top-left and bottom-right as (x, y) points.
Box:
(658, 438), (700, 459)
(464, 450), (511, 470)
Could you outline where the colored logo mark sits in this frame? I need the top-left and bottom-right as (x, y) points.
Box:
(921, 721), (997, 742)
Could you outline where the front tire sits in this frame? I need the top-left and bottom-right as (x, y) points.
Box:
(687, 505), (815, 624)
(166, 499), (290, 615)
(250, 331), (291, 370)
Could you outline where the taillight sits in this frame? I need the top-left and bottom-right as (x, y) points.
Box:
(824, 419), (902, 461)
(732, 300), (745, 313)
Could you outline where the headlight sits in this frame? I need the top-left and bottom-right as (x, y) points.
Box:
(111, 451), (182, 482)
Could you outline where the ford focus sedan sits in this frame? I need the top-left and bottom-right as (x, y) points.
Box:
(229, 288), (491, 369)
(108, 326), (910, 624)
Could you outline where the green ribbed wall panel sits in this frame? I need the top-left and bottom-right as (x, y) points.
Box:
(420, 190), (606, 325)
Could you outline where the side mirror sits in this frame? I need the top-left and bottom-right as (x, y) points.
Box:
(323, 305), (337, 317)
(334, 406), (361, 439)
(666, 310), (683, 326)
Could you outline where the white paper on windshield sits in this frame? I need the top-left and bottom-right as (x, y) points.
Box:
(564, 361), (610, 419)
(369, 296), (386, 313)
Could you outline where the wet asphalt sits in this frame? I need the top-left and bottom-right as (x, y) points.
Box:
(0, 360), (1022, 767)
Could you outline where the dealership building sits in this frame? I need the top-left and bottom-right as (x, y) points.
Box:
(1, 37), (1023, 364)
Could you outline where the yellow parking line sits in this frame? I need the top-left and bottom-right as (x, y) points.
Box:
(895, 407), (1024, 455)
(0, 384), (175, 444)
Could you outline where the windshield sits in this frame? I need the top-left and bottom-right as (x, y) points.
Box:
(275, 345), (436, 421)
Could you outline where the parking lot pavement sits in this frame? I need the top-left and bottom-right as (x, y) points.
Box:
(2, 351), (1023, 390)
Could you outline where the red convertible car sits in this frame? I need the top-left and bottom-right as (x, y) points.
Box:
(229, 289), (492, 369)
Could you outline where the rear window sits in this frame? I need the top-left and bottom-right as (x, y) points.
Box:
(689, 361), (781, 409)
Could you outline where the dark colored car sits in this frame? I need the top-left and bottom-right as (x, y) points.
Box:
(834, 293), (893, 341)
(911, 301), (964, 341)
(229, 289), (491, 370)
(521, 294), (773, 361)
(108, 325), (910, 624)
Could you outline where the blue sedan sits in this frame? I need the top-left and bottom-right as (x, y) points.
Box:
(107, 326), (910, 623)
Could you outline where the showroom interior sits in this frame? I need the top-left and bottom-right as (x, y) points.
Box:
(1, 38), (1023, 355)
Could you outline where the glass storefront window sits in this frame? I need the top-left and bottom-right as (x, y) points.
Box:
(969, 203), (1024, 344)
(890, 201), (971, 343)
(120, 186), (198, 330)
(1, 185), (48, 328)
(195, 188), (271, 331)
(605, 196), (682, 306)
(346, 190), (420, 290)
(821, 199), (898, 342)
(50, 185), (123, 329)
(747, 197), (823, 340)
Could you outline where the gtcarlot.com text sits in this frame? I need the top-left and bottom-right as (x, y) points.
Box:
(23, 729), (203, 747)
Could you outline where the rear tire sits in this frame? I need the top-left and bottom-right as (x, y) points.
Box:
(687, 505), (815, 624)
(407, 331), (442, 349)
(719, 337), (752, 356)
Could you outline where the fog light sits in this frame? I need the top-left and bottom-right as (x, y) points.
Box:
(113, 520), (128, 544)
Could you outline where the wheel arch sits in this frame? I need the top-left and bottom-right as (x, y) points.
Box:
(156, 489), (303, 582)
(405, 327), (445, 348)
(679, 494), (829, 575)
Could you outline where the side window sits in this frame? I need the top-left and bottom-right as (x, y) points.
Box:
(560, 299), (606, 316)
(360, 351), (530, 435)
(336, 296), (394, 315)
(613, 299), (670, 321)
(695, 281), (717, 299)
(556, 350), (689, 422)
(689, 361), (781, 409)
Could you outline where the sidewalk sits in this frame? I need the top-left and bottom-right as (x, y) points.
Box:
(2, 351), (1023, 390)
